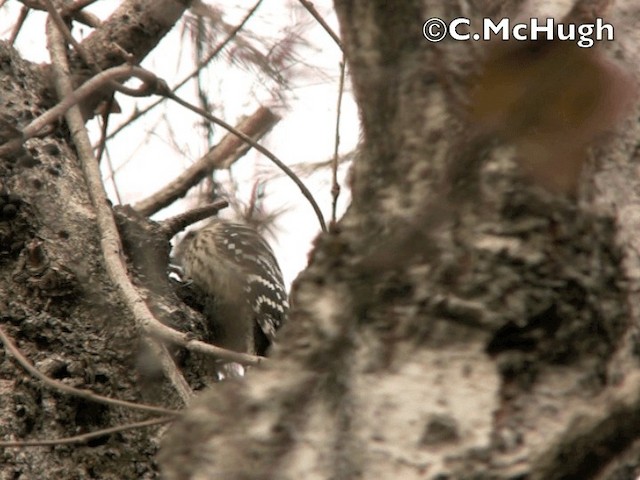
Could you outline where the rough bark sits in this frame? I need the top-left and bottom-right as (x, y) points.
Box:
(0, 1), (192, 478)
(159, 1), (640, 479)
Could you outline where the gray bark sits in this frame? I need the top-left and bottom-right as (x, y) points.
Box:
(159, 1), (640, 479)
(2, 0), (640, 478)
(0, 1), (192, 478)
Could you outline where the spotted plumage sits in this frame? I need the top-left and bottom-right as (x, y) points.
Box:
(174, 220), (288, 357)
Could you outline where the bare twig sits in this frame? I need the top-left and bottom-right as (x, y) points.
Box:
(298, 0), (343, 50)
(39, 25), (280, 376)
(259, 150), (356, 180)
(43, 0), (89, 67)
(161, 200), (229, 239)
(45, 0), (160, 100)
(0, 64), (160, 157)
(148, 324), (266, 366)
(95, 100), (113, 163)
(68, 0), (101, 11)
(133, 107), (279, 217)
(0, 417), (172, 448)
(46, 18), (195, 404)
(103, 151), (124, 204)
(330, 57), (346, 228)
(164, 90), (328, 232)
(97, 107), (124, 204)
(9, 6), (29, 45)
(0, 325), (178, 416)
(17, 0), (101, 28)
(105, 0), (263, 141)
(194, 16), (215, 145)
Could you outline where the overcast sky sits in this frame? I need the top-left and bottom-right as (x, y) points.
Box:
(0, 0), (359, 286)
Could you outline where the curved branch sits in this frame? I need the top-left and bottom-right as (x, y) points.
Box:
(160, 200), (229, 239)
(0, 64), (160, 157)
(133, 106), (279, 217)
(47, 19), (195, 404)
(0, 416), (172, 448)
(164, 90), (328, 232)
(0, 325), (178, 417)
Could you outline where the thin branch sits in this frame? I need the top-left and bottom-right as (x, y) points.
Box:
(18, 0), (102, 28)
(46, 18), (194, 404)
(161, 200), (229, 239)
(142, 337), (194, 403)
(96, 109), (122, 205)
(48, 20), (266, 369)
(164, 89), (328, 232)
(330, 56), (346, 228)
(17, 0), (101, 27)
(0, 417), (172, 448)
(298, 0), (343, 51)
(95, 103), (112, 163)
(105, 0), (264, 141)
(103, 147), (120, 190)
(147, 323), (266, 366)
(32, 31), (284, 377)
(43, 0), (89, 67)
(259, 149), (356, 180)
(0, 64), (160, 157)
(0, 325), (178, 416)
(68, 0), (102, 11)
(194, 15), (215, 145)
(133, 107), (279, 217)
(8, 6), (29, 46)
(45, 0), (157, 102)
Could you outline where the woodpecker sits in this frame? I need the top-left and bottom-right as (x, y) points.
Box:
(173, 220), (288, 358)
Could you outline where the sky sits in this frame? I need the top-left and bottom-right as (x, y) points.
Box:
(0, 0), (359, 287)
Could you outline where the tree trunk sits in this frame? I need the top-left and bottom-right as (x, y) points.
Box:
(159, 1), (640, 479)
(0, 1), (192, 478)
